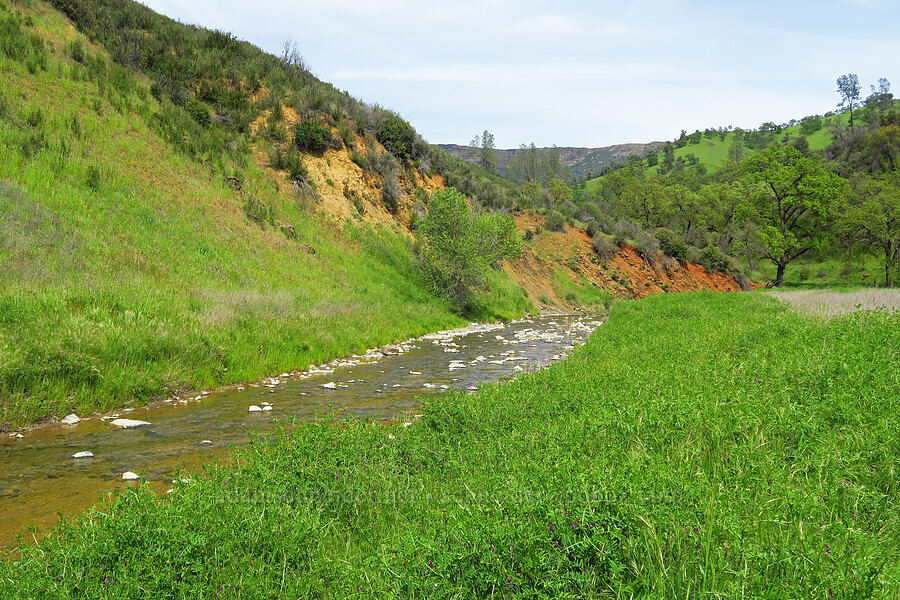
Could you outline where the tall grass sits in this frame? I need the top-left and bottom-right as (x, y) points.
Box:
(4, 292), (897, 596)
(770, 288), (900, 317)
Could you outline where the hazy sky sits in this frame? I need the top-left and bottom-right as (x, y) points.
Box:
(142, 0), (898, 148)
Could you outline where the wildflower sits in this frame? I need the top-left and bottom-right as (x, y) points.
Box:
(825, 543), (831, 554)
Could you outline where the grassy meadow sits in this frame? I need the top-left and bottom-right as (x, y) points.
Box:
(0, 2), (531, 429)
(3, 291), (898, 597)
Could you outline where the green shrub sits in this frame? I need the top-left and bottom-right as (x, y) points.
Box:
(418, 188), (521, 311)
(185, 97), (210, 125)
(294, 119), (331, 153)
(381, 170), (401, 213)
(699, 244), (729, 273)
(544, 209), (566, 232)
(613, 219), (639, 245)
(633, 229), (660, 258)
(376, 115), (417, 161)
(336, 120), (355, 149)
(654, 227), (688, 261)
(592, 233), (618, 261)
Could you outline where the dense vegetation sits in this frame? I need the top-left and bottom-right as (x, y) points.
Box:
(0, 0), (531, 429)
(417, 188), (522, 311)
(464, 83), (899, 288)
(4, 292), (898, 596)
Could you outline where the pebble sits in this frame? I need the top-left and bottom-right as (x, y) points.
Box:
(262, 405), (273, 412)
(322, 382), (337, 390)
(109, 419), (152, 429)
(248, 405), (262, 413)
(72, 451), (94, 459)
(198, 440), (213, 446)
(60, 413), (81, 425)
(122, 471), (140, 481)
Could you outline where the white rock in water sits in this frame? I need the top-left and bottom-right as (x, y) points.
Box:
(198, 440), (213, 446)
(248, 405), (262, 413)
(260, 402), (272, 407)
(409, 371), (423, 375)
(322, 382), (337, 390)
(72, 451), (94, 459)
(467, 386), (478, 391)
(423, 383), (436, 389)
(110, 419), (152, 429)
(122, 471), (140, 480)
(262, 405), (273, 411)
(60, 413), (81, 425)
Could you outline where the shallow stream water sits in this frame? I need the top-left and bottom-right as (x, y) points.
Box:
(0, 314), (601, 549)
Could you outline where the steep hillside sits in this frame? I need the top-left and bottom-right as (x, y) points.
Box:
(438, 142), (664, 179)
(0, 0), (530, 429)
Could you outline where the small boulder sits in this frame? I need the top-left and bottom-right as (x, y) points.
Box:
(60, 413), (81, 425)
(198, 440), (213, 446)
(72, 451), (94, 459)
(322, 382), (337, 390)
(248, 405), (262, 413)
(262, 405), (273, 411)
(110, 419), (152, 429)
(122, 471), (140, 481)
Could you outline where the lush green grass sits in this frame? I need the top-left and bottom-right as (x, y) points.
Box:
(0, 3), (530, 429)
(4, 292), (897, 597)
(551, 268), (614, 310)
(749, 255), (886, 289)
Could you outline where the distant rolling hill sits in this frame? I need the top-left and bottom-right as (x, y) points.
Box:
(436, 142), (665, 179)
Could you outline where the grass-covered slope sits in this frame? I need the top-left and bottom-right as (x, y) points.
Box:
(4, 292), (898, 596)
(584, 110), (860, 196)
(0, 1), (530, 429)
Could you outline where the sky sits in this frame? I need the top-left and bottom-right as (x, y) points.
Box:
(141, 0), (899, 149)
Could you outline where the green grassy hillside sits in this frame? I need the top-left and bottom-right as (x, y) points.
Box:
(584, 110), (860, 196)
(4, 292), (898, 596)
(0, 1), (530, 429)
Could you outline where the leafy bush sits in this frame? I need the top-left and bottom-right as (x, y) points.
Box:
(633, 229), (660, 258)
(376, 115), (417, 161)
(185, 97), (210, 125)
(613, 219), (639, 246)
(336, 119), (355, 149)
(294, 119), (331, 153)
(381, 170), (401, 213)
(592, 233), (618, 261)
(544, 209), (566, 232)
(418, 188), (521, 311)
(654, 227), (688, 261)
(699, 244), (729, 273)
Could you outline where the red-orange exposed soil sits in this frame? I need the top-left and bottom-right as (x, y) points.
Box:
(505, 213), (749, 309)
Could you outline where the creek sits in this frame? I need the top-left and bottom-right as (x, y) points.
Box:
(0, 314), (601, 549)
